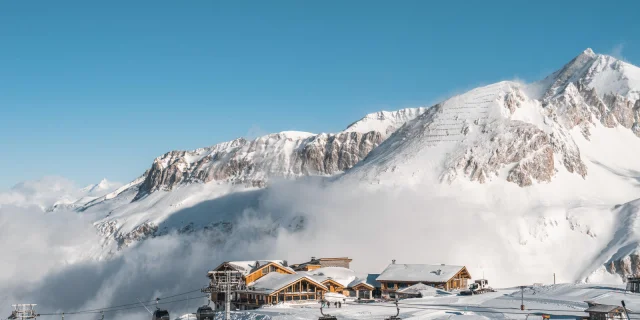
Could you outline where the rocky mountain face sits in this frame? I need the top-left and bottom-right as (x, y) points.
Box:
(133, 107), (428, 200)
(351, 49), (640, 189)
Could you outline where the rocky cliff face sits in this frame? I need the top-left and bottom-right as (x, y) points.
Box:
(134, 131), (384, 199)
(131, 107), (429, 200)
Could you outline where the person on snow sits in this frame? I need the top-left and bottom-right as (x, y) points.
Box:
(338, 301), (342, 308)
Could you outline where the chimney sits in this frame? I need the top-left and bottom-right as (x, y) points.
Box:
(311, 256), (316, 261)
(283, 260), (288, 267)
(392, 259), (396, 264)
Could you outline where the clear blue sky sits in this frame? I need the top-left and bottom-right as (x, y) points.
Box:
(1, 0), (638, 188)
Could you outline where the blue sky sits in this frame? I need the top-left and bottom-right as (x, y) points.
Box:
(1, 0), (639, 188)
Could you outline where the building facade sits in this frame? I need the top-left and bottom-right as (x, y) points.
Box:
(376, 262), (471, 298)
(585, 303), (628, 320)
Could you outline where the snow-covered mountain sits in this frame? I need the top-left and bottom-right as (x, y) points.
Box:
(17, 48), (640, 289)
(0, 176), (121, 211)
(133, 107), (429, 199)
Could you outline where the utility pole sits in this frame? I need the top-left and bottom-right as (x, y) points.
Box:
(225, 271), (231, 320)
(554, 273), (556, 285)
(520, 286), (525, 311)
(622, 300), (631, 320)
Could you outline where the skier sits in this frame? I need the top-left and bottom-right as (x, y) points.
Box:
(338, 301), (342, 308)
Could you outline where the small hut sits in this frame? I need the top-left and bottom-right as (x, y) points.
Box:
(585, 303), (628, 320)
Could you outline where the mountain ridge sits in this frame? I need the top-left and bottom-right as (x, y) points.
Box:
(31, 48), (640, 284)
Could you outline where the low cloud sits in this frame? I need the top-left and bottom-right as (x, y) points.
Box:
(0, 173), (616, 319)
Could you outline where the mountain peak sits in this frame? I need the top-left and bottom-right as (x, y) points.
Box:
(344, 107), (428, 136)
(582, 48), (596, 58)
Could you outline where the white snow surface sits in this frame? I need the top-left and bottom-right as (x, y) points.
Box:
(248, 284), (638, 320)
(303, 267), (358, 287)
(344, 107), (429, 136)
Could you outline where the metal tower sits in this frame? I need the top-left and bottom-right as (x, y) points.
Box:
(202, 270), (244, 320)
(9, 305), (38, 320)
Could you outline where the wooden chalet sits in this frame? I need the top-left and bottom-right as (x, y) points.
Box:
(291, 257), (353, 271)
(303, 266), (376, 300)
(207, 260), (296, 310)
(376, 261), (471, 298)
(585, 302), (629, 320)
(347, 279), (375, 300)
(236, 273), (328, 309)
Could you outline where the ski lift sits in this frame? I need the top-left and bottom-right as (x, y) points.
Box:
(195, 306), (214, 320)
(152, 309), (170, 320)
(152, 299), (170, 320)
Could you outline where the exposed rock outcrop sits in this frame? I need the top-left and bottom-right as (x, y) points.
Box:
(134, 131), (385, 200)
(443, 121), (556, 187)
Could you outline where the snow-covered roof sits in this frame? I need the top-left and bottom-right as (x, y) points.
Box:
(303, 267), (356, 287)
(376, 264), (466, 283)
(246, 273), (327, 295)
(213, 260), (293, 276)
(347, 277), (374, 289)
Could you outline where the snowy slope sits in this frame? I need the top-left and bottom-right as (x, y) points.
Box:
(76, 109), (425, 252)
(82, 49), (640, 282)
(338, 48), (640, 282)
(344, 107), (429, 136)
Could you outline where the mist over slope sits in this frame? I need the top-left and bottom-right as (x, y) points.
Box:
(3, 49), (640, 319)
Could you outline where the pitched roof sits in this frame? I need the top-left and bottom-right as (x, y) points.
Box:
(245, 273), (327, 295)
(347, 277), (374, 289)
(303, 267), (356, 287)
(585, 305), (627, 313)
(211, 260), (293, 277)
(376, 264), (466, 283)
(366, 274), (381, 288)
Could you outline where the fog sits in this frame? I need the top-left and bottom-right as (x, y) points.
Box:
(0, 174), (617, 320)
